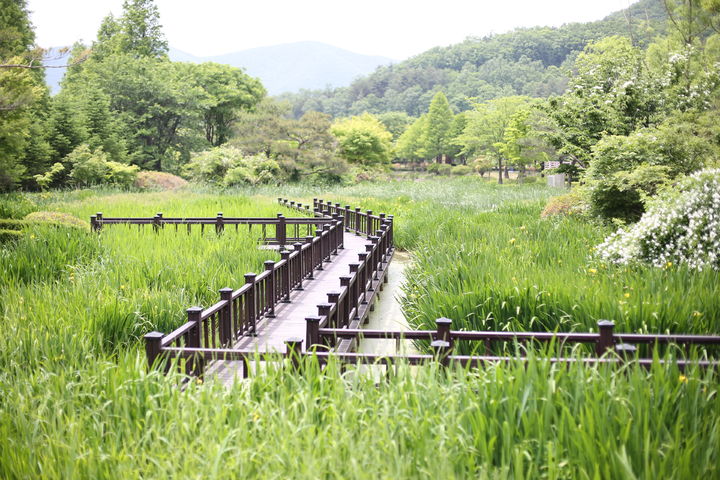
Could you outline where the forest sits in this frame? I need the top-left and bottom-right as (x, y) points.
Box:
(1, 0), (720, 478)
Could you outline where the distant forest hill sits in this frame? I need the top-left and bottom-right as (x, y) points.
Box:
(277, 0), (668, 118)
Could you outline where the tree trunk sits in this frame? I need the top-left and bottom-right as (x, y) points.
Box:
(497, 158), (503, 185)
(504, 166), (510, 179)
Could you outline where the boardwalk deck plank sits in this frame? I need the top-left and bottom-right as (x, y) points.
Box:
(209, 232), (374, 386)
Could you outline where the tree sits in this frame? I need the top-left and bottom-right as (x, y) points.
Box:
(425, 91), (454, 162)
(331, 113), (393, 166)
(232, 100), (345, 181)
(377, 111), (413, 141)
(396, 115), (428, 162)
(118, 0), (167, 58)
(0, 0), (47, 191)
(188, 62), (265, 146)
(457, 96), (530, 183)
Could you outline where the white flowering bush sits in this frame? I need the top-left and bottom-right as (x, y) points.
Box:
(597, 169), (720, 271)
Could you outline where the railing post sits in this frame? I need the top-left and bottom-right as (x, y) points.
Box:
(187, 306), (204, 376)
(317, 304), (333, 346)
(264, 261), (276, 318)
(340, 276), (351, 327)
(219, 287), (234, 346)
(349, 263), (360, 318)
(388, 215), (394, 246)
(306, 316), (320, 350)
(596, 320), (615, 356)
(327, 292), (340, 328)
(152, 214), (161, 233)
(369, 237), (380, 280)
(435, 318), (453, 350)
(280, 251), (291, 302)
(277, 214), (286, 247)
(293, 243), (304, 290)
(315, 229), (323, 270)
(431, 340), (451, 367)
(144, 331), (164, 369)
(285, 338), (304, 371)
(322, 224), (332, 262)
(245, 274), (257, 335)
(215, 212), (224, 235)
(365, 244), (376, 286)
(313, 198), (318, 210)
(90, 215), (98, 232)
(358, 253), (369, 303)
(355, 207), (361, 235)
(366, 210), (373, 237)
(344, 205), (351, 232)
(305, 236), (315, 279)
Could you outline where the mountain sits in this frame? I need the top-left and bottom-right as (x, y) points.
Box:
(43, 42), (393, 96)
(277, 0), (668, 118)
(170, 42), (394, 95)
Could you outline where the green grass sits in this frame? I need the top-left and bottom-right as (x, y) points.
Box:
(0, 180), (718, 479)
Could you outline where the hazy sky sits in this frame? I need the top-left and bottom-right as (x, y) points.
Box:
(27, 0), (634, 60)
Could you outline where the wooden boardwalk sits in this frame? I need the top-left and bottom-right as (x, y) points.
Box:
(208, 231), (389, 385)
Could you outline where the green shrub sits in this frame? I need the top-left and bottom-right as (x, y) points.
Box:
(598, 168), (720, 271)
(437, 164), (452, 175)
(0, 228), (22, 244)
(517, 175), (538, 184)
(66, 145), (111, 186)
(224, 154), (281, 186)
(451, 165), (472, 175)
(0, 219), (28, 230)
(184, 147), (283, 185)
(24, 211), (88, 229)
(589, 164), (671, 221)
(426, 163), (440, 174)
(106, 161), (139, 187)
(183, 146), (242, 183)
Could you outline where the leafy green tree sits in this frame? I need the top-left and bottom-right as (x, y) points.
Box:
(396, 115), (428, 162)
(188, 62), (265, 146)
(232, 100), (345, 181)
(457, 96), (530, 183)
(331, 113), (393, 166)
(425, 91), (454, 162)
(378, 111), (413, 141)
(0, 0), (47, 190)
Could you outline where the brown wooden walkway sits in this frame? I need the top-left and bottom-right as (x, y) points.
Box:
(207, 231), (390, 385)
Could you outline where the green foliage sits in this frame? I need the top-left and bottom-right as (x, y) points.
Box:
(0, 228), (22, 244)
(457, 96), (531, 183)
(33, 162), (65, 190)
(224, 155), (281, 186)
(425, 92), (454, 160)
(331, 113), (393, 166)
(183, 146), (282, 186)
(232, 101), (345, 182)
(451, 165), (472, 175)
(377, 111), (413, 141)
(395, 115), (428, 161)
(66, 145), (111, 186)
(189, 62), (265, 146)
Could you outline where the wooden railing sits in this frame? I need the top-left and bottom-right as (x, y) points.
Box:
(90, 210), (334, 246)
(143, 198), (396, 377)
(143, 199), (719, 378)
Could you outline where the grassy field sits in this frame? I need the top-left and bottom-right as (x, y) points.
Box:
(1, 178), (718, 478)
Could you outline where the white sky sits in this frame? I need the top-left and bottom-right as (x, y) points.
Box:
(27, 0), (635, 60)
